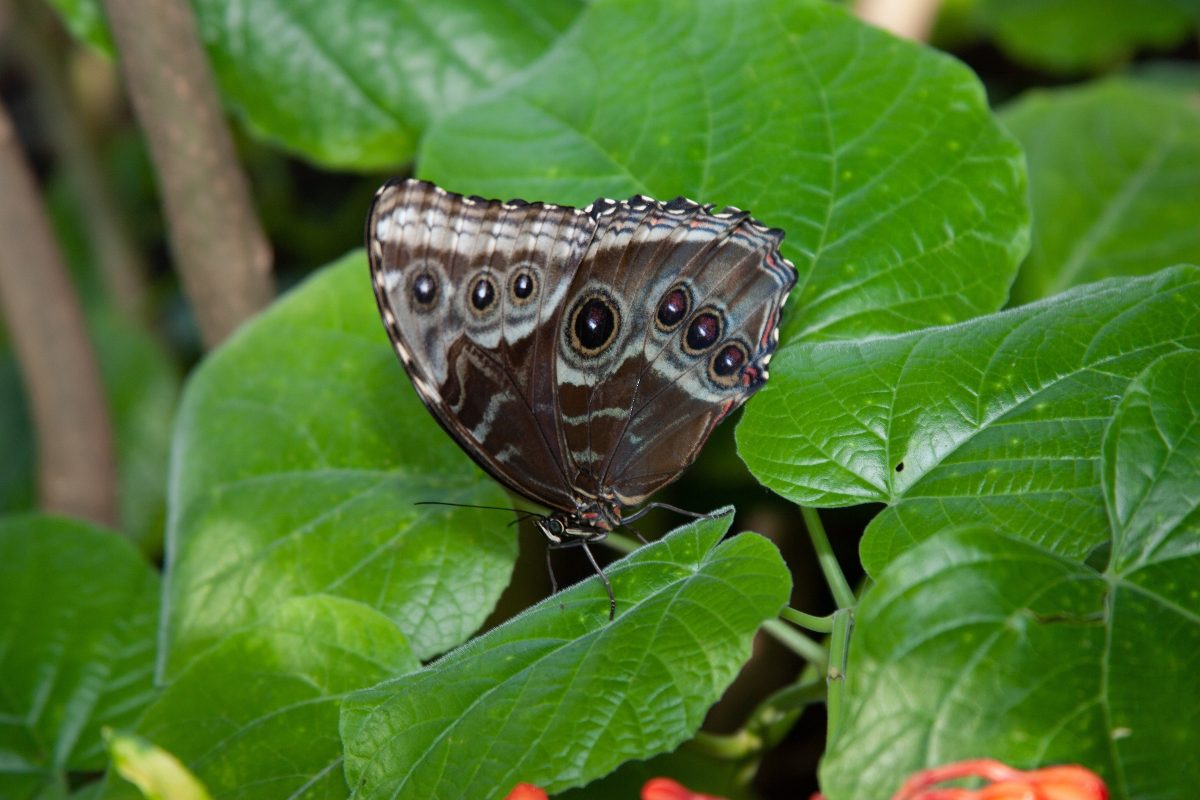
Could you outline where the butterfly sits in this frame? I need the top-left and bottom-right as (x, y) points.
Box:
(367, 179), (796, 617)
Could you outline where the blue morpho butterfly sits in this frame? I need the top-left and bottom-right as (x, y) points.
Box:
(368, 179), (796, 618)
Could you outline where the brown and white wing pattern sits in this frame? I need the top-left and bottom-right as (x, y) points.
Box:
(367, 179), (594, 512)
(368, 180), (795, 518)
(553, 195), (796, 506)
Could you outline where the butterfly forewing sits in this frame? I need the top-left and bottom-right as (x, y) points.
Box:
(368, 180), (593, 512)
(368, 179), (796, 520)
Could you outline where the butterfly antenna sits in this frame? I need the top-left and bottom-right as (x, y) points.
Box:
(507, 511), (543, 528)
(580, 542), (616, 621)
(414, 500), (535, 515)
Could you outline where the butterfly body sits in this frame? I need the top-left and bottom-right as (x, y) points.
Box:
(368, 179), (795, 611)
(536, 502), (616, 544)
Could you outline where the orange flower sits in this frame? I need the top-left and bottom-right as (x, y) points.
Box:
(890, 759), (1107, 800)
(642, 777), (729, 800)
(504, 783), (549, 800)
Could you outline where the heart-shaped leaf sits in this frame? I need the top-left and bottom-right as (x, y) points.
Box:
(163, 252), (514, 675)
(818, 350), (1200, 800)
(422, 0), (1029, 344)
(737, 265), (1200, 574)
(102, 596), (417, 800)
(0, 515), (159, 798)
(341, 510), (790, 798)
(1002, 79), (1200, 304)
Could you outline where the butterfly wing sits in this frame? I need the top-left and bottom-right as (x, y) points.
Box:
(368, 179), (595, 512)
(553, 195), (796, 507)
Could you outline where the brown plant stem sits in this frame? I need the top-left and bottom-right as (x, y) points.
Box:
(0, 103), (118, 527)
(12, 0), (151, 322)
(100, 0), (273, 347)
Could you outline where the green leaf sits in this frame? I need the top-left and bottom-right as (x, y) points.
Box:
(102, 596), (417, 800)
(194, 0), (583, 168)
(819, 351), (1200, 800)
(46, 0), (581, 168)
(974, 0), (1199, 74)
(421, 0), (1029, 344)
(341, 510), (790, 798)
(105, 730), (212, 800)
(736, 266), (1200, 575)
(163, 252), (514, 675)
(0, 515), (159, 798)
(1002, 79), (1200, 304)
(1103, 351), (1200, 578)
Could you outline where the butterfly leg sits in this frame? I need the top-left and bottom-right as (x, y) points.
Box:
(619, 521), (650, 545)
(545, 546), (559, 595)
(579, 541), (617, 621)
(545, 538), (617, 621)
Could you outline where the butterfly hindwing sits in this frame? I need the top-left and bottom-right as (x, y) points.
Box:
(555, 196), (794, 506)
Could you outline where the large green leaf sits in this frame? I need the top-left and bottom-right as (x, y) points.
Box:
(819, 351), (1200, 800)
(1002, 79), (1200, 304)
(103, 596), (417, 800)
(192, 0), (583, 168)
(46, 0), (582, 169)
(341, 511), (791, 798)
(736, 266), (1200, 575)
(974, 0), (1199, 74)
(163, 252), (514, 676)
(0, 515), (159, 798)
(421, 0), (1029, 344)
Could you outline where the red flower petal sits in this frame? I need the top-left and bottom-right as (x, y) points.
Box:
(891, 759), (1107, 800)
(642, 777), (728, 800)
(504, 783), (549, 800)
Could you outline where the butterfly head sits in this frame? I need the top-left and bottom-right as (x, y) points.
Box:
(535, 499), (621, 545)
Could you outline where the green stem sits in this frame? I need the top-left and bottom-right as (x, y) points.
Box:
(687, 678), (825, 761)
(825, 607), (854, 742)
(688, 729), (762, 760)
(801, 506), (856, 609)
(780, 606), (835, 633)
(751, 678), (825, 749)
(762, 619), (828, 670)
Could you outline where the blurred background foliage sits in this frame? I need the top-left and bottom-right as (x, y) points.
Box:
(0, 0), (1197, 796)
